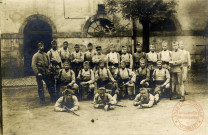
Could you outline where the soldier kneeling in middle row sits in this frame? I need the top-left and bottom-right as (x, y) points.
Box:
(56, 62), (79, 99)
(117, 61), (136, 100)
(93, 87), (117, 111)
(152, 60), (170, 103)
(77, 61), (95, 100)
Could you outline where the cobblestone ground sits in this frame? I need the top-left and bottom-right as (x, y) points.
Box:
(2, 72), (208, 135)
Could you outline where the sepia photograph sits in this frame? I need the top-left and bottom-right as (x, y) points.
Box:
(1, 0), (208, 135)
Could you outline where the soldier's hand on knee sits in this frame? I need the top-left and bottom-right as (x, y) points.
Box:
(38, 73), (42, 77)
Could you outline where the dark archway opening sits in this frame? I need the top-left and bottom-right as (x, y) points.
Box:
(24, 19), (52, 76)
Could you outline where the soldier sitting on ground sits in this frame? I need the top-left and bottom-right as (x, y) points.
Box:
(152, 60), (170, 103)
(56, 61), (79, 99)
(93, 87), (117, 111)
(133, 88), (155, 109)
(77, 61), (95, 100)
(54, 89), (79, 112)
(117, 61), (136, 100)
(135, 58), (150, 95)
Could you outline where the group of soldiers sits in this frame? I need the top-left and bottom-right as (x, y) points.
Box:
(32, 40), (191, 112)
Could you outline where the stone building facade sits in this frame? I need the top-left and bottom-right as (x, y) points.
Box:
(1, 0), (208, 77)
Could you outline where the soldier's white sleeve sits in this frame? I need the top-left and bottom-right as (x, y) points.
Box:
(129, 70), (136, 82)
(92, 55), (97, 63)
(172, 51), (183, 65)
(188, 51), (191, 67)
(89, 70), (95, 84)
(130, 54), (133, 69)
(71, 70), (76, 84)
(78, 52), (84, 62)
(107, 94), (115, 104)
(54, 97), (65, 112)
(31, 54), (38, 75)
(93, 93), (99, 104)
(163, 69), (170, 86)
(107, 69), (115, 82)
(86, 70), (95, 84)
(142, 94), (154, 108)
(117, 53), (120, 66)
(71, 96), (79, 111)
(106, 54), (109, 68)
(134, 94), (141, 102)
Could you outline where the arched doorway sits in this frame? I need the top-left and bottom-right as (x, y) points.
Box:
(23, 19), (52, 76)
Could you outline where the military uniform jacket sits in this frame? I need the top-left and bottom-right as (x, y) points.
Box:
(58, 47), (71, 62)
(120, 53), (133, 69)
(47, 49), (62, 64)
(58, 69), (76, 84)
(118, 68), (136, 86)
(133, 52), (146, 63)
(54, 96), (79, 111)
(71, 51), (84, 63)
(31, 51), (50, 75)
(170, 50), (183, 73)
(84, 50), (97, 62)
(77, 69), (94, 83)
(107, 52), (120, 64)
(135, 67), (150, 81)
(95, 68), (115, 82)
(153, 68), (170, 82)
(181, 49), (191, 67)
(146, 52), (158, 62)
(159, 50), (172, 62)
(92, 54), (107, 64)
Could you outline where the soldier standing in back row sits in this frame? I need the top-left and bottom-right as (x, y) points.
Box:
(106, 44), (120, 69)
(179, 40), (191, 95)
(159, 41), (172, 69)
(47, 40), (62, 103)
(133, 42), (146, 70)
(84, 43), (97, 69)
(92, 46), (107, 72)
(58, 41), (71, 64)
(120, 45), (133, 69)
(169, 41), (184, 101)
(71, 44), (84, 77)
(32, 41), (55, 104)
(146, 44), (158, 88)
